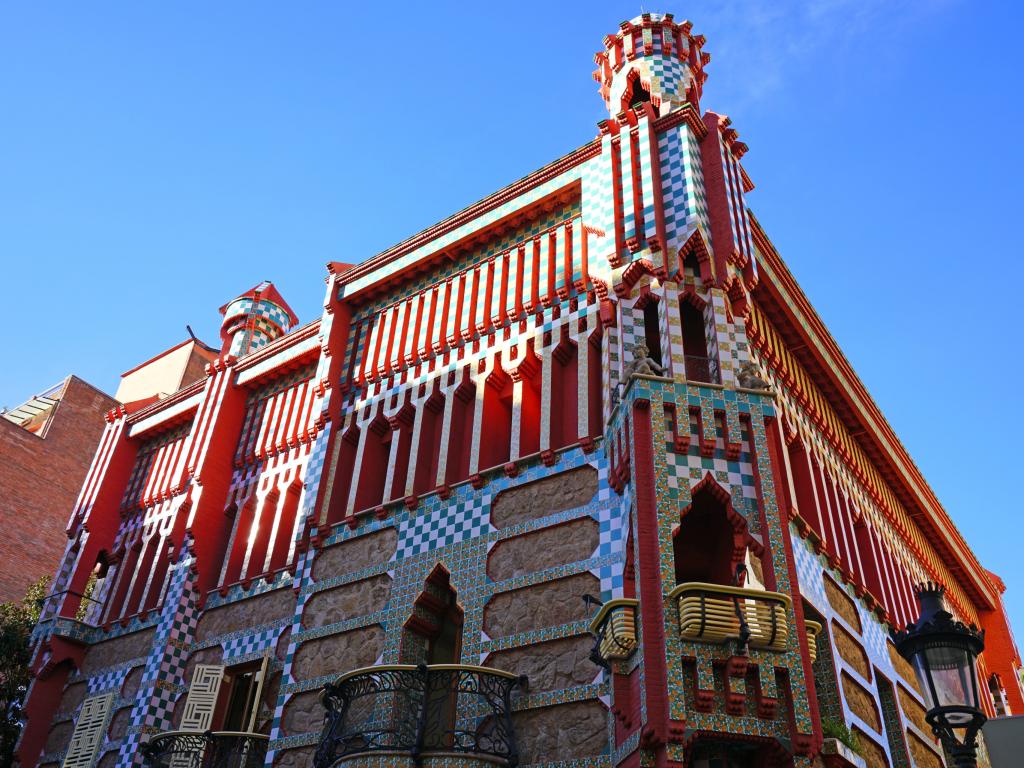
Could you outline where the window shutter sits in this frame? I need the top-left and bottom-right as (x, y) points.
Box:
(180, 664), (225, 732)
(245, 654), (271, 732)
(62, 692), (114, 768)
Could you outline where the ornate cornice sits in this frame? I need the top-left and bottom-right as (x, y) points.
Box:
(747, 214), (998, 610)
(336, 141), (601, 291)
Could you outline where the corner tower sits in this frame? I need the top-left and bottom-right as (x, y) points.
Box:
(219, 281), (299, 357)
(593, 13), (709, 118)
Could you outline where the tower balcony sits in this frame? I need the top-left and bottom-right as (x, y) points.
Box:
(313, 664), (528, 768)
(142, 730), (268, 768)
(669, 582), (792, 652)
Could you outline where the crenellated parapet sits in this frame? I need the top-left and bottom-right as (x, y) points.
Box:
(219, 281), (299, 357)
(593, 13), (709, 117)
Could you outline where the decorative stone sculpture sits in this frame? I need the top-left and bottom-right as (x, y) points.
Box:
(627, 342), (666, 377)
(737, 361), (771, 390)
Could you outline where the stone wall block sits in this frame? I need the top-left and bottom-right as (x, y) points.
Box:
(487, 518), (599, 582)
(281, 690), (324, 736)
(485, 636), (598, 692)
(195, 589), (295, 641)
(79, 628), (156, 676)
(491, 466), (598, 528)
(302, 575), (392, 628)
(313, 528), (398, 581)
(291, 624), (385, 681)
(483, 573), (600, 639)
(512, 700), (607, 763)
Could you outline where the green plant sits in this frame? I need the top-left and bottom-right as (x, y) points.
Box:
(75, 573), (98, 622)
(0, 577), (49, 766)
(821, 717), (863, 755)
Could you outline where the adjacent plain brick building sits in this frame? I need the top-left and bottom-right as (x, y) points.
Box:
(0, 376), (118, 602)
(1, 340), (217, 604)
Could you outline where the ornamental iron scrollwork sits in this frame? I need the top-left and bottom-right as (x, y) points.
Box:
(142, 730), (268, 768)
(314, 664), (527, 768)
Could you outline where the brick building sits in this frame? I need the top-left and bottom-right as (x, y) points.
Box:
(19, 13), (1023, 768)
(1, 341), (217, 605)
(0, 377), (118, 602)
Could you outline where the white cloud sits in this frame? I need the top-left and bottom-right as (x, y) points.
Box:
(689, 0), (958, 112)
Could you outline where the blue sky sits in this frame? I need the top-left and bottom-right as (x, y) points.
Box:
(3, 2), (1023, 630)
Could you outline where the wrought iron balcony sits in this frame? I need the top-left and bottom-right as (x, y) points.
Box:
(142, 730), (268, 768)
(670, 582), (792, 652)
(314, 664), (527, 768)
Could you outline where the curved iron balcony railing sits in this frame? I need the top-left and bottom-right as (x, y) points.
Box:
(142, 730), (268, 768)
(314, 664), (527, 768)
(669, 582), (792, 651)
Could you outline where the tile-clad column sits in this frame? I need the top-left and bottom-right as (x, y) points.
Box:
(388, 300), (409, 374)
(491, 252), (508, 327)
(618, 117), (636, 252)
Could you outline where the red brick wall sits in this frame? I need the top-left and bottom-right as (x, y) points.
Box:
(0, 377), (118, 602)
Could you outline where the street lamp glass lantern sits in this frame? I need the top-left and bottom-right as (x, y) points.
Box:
(910, 638), (982, 726)
(894, 582), (986, 763)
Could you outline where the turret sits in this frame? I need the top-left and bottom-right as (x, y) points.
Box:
(218, 280), (299, 356)
(593, 13), (710, 118)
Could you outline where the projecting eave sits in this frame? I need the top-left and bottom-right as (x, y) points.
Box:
(334, 139), (602, 301)
(748, 213), (998, 611)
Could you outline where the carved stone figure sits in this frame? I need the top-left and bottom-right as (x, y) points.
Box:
(737, 361), (771, 390)
(628, 342), (666, 376)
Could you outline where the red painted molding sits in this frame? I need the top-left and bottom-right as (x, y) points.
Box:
(631, 401), (670, 756)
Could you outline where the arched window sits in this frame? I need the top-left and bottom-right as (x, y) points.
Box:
(354, 413), (391, 512)
(549, 334), (579, 451)
(413, 385), (445, 496)
(401, 565), (463, 666)
(327, 423), (360, 525)
(623, 76), (658, 116)
(673, 476), (764, 587)
(445, 369), (477, 486)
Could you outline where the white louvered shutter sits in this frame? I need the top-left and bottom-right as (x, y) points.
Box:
(179, 664), (225, 731)
(62, 692), (114, 768)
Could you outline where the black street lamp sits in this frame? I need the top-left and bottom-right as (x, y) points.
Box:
(894, 583), (987, 768)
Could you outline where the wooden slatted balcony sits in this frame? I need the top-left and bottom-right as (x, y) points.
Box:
(669, 582), (792, 652)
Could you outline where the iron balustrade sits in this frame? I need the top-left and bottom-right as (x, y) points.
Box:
(314, 664), (527, 768)
(669, 582), (792, 652)
(142, 730), (268, 768)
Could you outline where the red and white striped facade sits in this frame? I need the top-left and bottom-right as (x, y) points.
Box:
(21, 13), (1022, 768)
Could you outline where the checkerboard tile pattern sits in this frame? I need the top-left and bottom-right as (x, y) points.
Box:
(659, 124), (710, 257)
(220, 623), (287, 664)
(115, 535), (201, 766)
(397, 491), (494, 558)
(790, 532), (931, 755)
